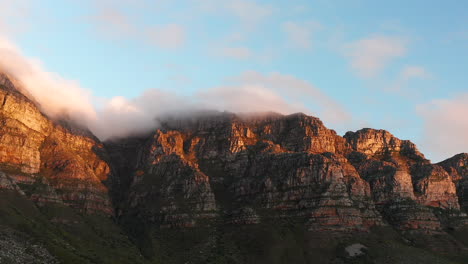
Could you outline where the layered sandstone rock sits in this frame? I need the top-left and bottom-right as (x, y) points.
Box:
(439, 153), (468, 211)
(1, 70), (467, 235)
(0, 73), (112, 214)
(103, 115), (468, 234)
(112, 114), (383, 232)
(345, 129), (460, 231)
(411, 164), (459, 209)
(344, 128), (427, 161)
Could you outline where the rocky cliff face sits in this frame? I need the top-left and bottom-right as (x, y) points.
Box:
(0, 73), (112, 214)
(439, 153), (468, 211)
(344, 129), (460, 231)
(1, 72), (468, 263)
(106, 113), (466, 235)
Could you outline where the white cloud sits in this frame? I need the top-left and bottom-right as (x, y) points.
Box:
(0, 35), (350, 140)
(91, 90), (197, 139)
(417, 93), (468, 162)
(343, 35), (408, 78)
(0, 36), (97, 125)
(198, 85), (307, 114)
(230, 71), (351, 125)
(0, 34), (349, 140)
(282, 21), (322, 49)
(92, 71), (351, 140)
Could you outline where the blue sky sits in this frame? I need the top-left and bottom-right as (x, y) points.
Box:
(1, 0), (467, 161)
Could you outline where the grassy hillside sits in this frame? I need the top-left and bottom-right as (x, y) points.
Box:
(0, 190), (146, 264)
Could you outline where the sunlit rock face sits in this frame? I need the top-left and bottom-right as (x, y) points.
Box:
(0, 73), (112, 214)
(120, 113), (380, 232)
(108, 114), (465, 233)
(1, 71), (468, 234)
(345, 128), (461, 231)
(0, 73), (49, 174)
(344, 128), (427, 161)
(439, 153), (468, 211)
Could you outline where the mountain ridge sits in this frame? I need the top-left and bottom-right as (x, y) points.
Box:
(1, 72), (468, 263)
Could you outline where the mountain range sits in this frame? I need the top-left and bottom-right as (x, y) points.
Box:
(0, 72), (467, 264)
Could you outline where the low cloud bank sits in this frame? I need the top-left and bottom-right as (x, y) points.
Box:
(2, 36), (466, 162)
(0, 37), (98, 126)
(0, 36), (350, 141)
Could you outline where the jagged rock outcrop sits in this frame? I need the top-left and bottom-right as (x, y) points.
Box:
(2, 70), (468, 264)
(2, 69), (466, 231)
(345, 128), (460, 231)
(111, 113), (374, 231)
(439, 153), (468, 211)
(344, 128), (427, 161)
(108, 115), (466, 234)
(0, 73), (112, 214)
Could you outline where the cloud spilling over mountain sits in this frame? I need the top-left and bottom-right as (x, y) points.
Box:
(0, 36), (98, 125)
(91, 82), (338, 140)
(0, 36), (351, 140)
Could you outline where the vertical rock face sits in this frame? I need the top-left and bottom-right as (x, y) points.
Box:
(344, 128), (427, 161)
(0, 74), (50, 174)
(411, 164), (459, 209)
(3, 69), (468, 263)
(1, 70), (468, 238)
(439, 153), (468, 179)
(38, 125), (112, 214)
(439, 153), (468, 211)
(124, 130), (218, 228)
(0, 73), (112, 214)
(113, 115), (454, 234)
(345, 129), (460, 231)
(103, 115), (468, 235)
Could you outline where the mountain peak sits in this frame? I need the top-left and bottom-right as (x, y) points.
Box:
(344, 128), (427, 161)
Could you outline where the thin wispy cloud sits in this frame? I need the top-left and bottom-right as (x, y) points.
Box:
(0, 36), (97, 125)
(401, 66), (431, 80)
(194, 0), (273, 28)
(282, 21), (322, 49)
(215, 46), (252, 60)
(417, 93), (468, 162)
(87, 1), (186, 49)
(210, 34), (275, 62)
(385, 65), (432, 94)
(0, 0), (35, 36)
(1, 0), (465, 163)
(227, 0), (273, 27)
(230, 71), (352, 125)
(95, 70), (351, 139)
(0, 35), (349, 140)
(146, 24), (186, 49)
(91, 6), (136, 38)
(343, 35), (408, 78)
